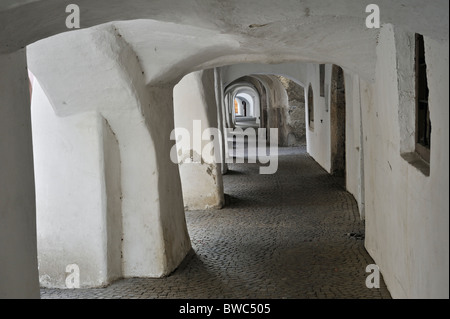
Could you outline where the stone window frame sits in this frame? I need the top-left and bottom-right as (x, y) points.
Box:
(319, 64), (325, 97)
(308, 83), (314, 131)
(398, 31), (431, 177)
(414, 33), (431, 164)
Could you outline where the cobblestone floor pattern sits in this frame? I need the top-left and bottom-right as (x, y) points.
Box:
(40, 146), (391, 299)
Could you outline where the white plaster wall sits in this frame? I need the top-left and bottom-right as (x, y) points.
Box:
(306, 64), (331, 172)
(224, 91), (236, 129)
(214, 67), (228, 174)
(267, 76), (290, 147)
(173, 70), (225, 210)
(305, 65), (366, 218)
(344, 72), (365, 218)
(32, 79), (112, 288)
(363, 24), (449, 299)
(251, 75), (273, 132)
(102, 118), (123, 283)
(144, 86), (192, 274)
(4, 0), (449, 84)
(304, 26), (449, 298)
(0, 50), (40, 298)
(425, 35), (450, 299)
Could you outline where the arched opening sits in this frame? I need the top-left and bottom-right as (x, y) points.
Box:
(226, 74), (306, 148)
(235, 92), (258, 127)
(224, 83), (262, 129)
(235, 94), (251, 116)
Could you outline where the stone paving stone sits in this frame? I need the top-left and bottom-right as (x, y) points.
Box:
(40, 146), (391, 299)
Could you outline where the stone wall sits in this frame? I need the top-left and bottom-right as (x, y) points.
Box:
(277, 76), (306, 146)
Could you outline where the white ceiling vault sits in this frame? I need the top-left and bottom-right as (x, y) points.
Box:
(2, 0), (448, 83)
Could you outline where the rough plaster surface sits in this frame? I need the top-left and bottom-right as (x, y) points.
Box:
(2, 1), (448, 82)
(394, 29), (416, 155)
(263, 75), (290, 146)
(173, 69), (225, 210)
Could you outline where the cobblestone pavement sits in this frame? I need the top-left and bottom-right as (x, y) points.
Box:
(40, 146), (391, 299)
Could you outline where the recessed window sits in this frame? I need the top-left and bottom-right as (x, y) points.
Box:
(415, 33), (431, 163)
(308, 84), (314, 130)
(319, 64), (325, 97)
